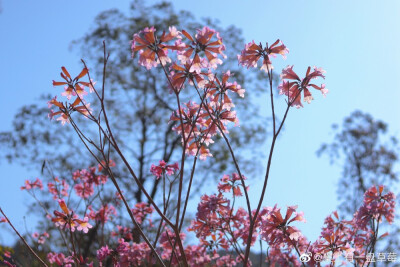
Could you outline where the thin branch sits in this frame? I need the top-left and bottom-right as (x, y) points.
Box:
(0, 208), (49, 267)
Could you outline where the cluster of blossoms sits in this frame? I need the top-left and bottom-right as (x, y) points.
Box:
(20, 178), (43, 190)
(237, 39), (327, 108)
(32, 232), (49, 244)
(131, 26), (225, 71)
(94, 207), (236, 266)
(72, 165), (110, 199)
(88, 203), (117, 225)
(189, 181), (396, 266)
(279, 66), (328, 108)
(131, 202), (154, 225)
(47, 252), (75, 267)
(217, 172), (248, 196)
(303, 185), (396, 265)
(47, 177), (69, 200)
(189, 173), (308, 266)
(8, 164), (121, 265)
(237, 39), (289, 71)
(52, 199), (92, 233)
(132, 26), (239, 160)
(355, 185), (396, 228)
(150, 160), (180, 179)
(48, 66), (95, 125)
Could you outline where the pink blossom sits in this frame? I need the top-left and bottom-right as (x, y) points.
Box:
(217, 173), (247, 196)
(32, 232), (49, 244)
(259, 205), (306, 248)
(74, 182), (94, 199)
(150, 160), (179, 179)
(279, 65), (327, 108)
(47, 252), (74, 267)
(132, 202), (154, 224)
(354, 185), (396, 229)
(131, 26), (181, 70)
(97, 245), (113, 262)
(179, 26), (226, 69)
(52, 199), (93, 233)
(20, 178), (43, 190)
(238, 39), (288, 71)
(88, 204), (117, 224)
(216, 255), (237, 266)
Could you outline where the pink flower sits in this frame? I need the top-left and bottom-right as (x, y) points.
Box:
(56, 113), (69, 125)
(217, 173), (247, 196)
(88, 204), (117, 224)
(169, 61), (208, 92)
(52, 199), (92, 233)
(259, 205), (306, 248)
(131, 26), (181, 70)
(47, 178), (69, 200)
(20, 178), (43, 190)
(206, 71), (245, 111)
(185, 245), (212, 266)
(74, 182), (94, 199)
(3, 251), (11, 258)
(73, 167), (108, 185)
(112, 225), (134, 241)
(150, 160), (179, 179)
(47, 252), (74, 267)
(354, 185), (396, 228)
(238, 39), (288, 71)
(315, 229), (351, 260)
(97, 245), (113, 262)
(179, 26), (226, 69)
(216, 255), (237, 267)
(76, 216), (92, 233)
(132, 202), (154, 224)
(50, 66), (94, 124)
(32, 232), (49, 244)
(189, 193), (231, 239)
(279, 65), (327, 108)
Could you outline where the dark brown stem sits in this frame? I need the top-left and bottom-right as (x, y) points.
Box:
(243, 84), (303, 266)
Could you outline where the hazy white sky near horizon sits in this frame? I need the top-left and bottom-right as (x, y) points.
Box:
(1, 0), (399, 249)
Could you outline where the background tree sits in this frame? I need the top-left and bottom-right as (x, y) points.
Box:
(318, 110), (400, 257)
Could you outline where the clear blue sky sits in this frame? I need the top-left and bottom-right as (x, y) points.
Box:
(1, 0), (399, 249)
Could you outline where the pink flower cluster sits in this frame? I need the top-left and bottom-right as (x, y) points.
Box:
(217, 173), (248, 196)
(150, 160), (179, 179)
(88, 204), (117, 225)
(131, 26), (243, 161)
(303, 185), (397, 265)
(52, 199), (93, 233)
(32, 232), (49, 244)
(48, 66), (95, 125)
(279, 66), (328, 108)
(47, 177), (69, 200)
(132, 202), (154, 224)
(20, 178), (43, 190)
(72, 166), (109, 199)
(355, 185), (396, 228)
(238, 39), (289, 71)
(131, 26), (225, 72)
(47, 252), (75, 267)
